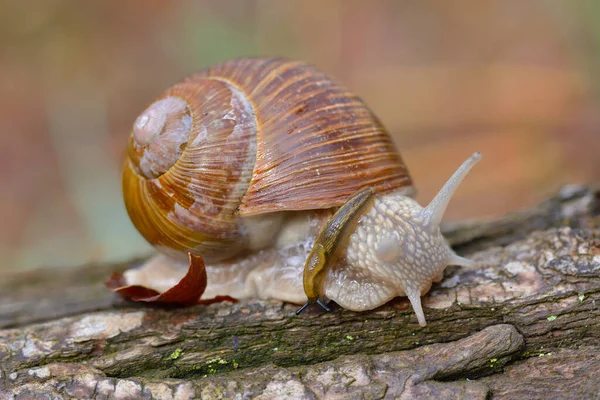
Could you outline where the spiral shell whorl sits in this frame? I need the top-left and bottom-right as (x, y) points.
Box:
(129, 97), (191, 179)
(123, 78), (259, 262)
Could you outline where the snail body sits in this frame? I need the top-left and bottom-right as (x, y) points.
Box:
(301, 153), (481, 326)
(122, 57), (480, 326)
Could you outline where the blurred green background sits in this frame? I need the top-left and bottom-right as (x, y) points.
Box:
(1, 0), (599, 272)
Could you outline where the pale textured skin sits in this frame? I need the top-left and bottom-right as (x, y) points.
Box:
(324, 194), (474, 326)
(128, 153), (481, 327)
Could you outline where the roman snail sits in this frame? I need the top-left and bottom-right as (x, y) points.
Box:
(122, 57), (481, 327)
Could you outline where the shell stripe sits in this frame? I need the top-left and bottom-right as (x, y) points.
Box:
(190, 57), (413, 216)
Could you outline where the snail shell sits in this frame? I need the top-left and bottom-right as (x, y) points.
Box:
(122, 57), (414, 263)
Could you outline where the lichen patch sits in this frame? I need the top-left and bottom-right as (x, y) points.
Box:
(114, 379), (143, 399)
(27, 366), (50, 379)
(257, 379), (311, 400)
(21, 336), (55, 358)
(504, 261), (536, 276)
(69, 312), (145, 342)
(96, 379), (118, 397)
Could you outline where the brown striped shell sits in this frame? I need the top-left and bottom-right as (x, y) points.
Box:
(122, 57), (413, 262)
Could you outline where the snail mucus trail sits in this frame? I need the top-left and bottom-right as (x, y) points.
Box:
(121, 57), (481, 326)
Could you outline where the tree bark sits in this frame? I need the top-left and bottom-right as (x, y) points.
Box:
(1, 185), (599, 399)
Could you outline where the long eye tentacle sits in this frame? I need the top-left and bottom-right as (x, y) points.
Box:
(422, 152), (482, 228)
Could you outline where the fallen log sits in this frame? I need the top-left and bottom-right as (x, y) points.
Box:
(1, 185), (598, 399)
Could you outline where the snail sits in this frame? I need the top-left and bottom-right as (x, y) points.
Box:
(122, 57), (481, 326)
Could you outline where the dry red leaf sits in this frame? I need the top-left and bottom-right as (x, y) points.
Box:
(105, 253), (237, 306)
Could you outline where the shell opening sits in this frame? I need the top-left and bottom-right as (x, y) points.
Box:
(129, 96), (192, 179)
